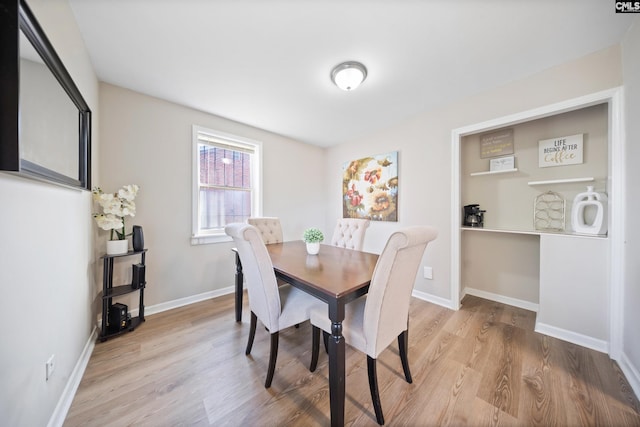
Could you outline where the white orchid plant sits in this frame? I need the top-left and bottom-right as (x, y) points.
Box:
(92, 184), (139, 240)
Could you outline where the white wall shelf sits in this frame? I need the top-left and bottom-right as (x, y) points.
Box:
(469, 168), (518, 177)
(527, 177), (594, 186)
(461, 226), (607, 239)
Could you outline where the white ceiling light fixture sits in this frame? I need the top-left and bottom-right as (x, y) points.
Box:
(331, 61), (367, 91)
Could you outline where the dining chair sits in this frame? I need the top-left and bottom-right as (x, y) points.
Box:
(330, 218), (371, 251)
(225, 223), (321, 388)
(247, 217), (283, 244)
(309, 226), (438, 425)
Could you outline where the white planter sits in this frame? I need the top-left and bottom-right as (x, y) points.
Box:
(106, 239), (129, 255)
(306, 242), (320, 255)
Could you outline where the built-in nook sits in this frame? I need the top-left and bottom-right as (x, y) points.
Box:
(451, 88), (624, 356)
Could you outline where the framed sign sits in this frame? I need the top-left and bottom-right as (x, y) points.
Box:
(490, 156), (515, 172)
(480, 128), (514, 159)
(538, 134), (583, 168)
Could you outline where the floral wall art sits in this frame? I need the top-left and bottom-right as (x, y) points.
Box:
(342, 151), (398, 221)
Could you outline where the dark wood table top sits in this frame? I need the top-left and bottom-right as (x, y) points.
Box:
(265, 241), (379, 301)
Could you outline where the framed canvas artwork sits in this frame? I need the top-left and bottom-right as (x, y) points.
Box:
(342, 151), (398, 221)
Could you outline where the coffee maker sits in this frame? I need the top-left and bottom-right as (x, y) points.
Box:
(463, 204), (485, 227)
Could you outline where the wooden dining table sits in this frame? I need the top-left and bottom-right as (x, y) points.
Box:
(233, 241), (379, 427)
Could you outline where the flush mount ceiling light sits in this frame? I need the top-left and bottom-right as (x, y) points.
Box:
(331, 61), (367, 91)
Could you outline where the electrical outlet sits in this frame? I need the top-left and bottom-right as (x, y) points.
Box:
(423, 266), (433, 280)
(46, 354), (55, 381)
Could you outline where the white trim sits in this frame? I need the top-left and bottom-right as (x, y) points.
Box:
(461, 226), (607, 239)
(450, 130), (461, 309)
(412, 289), (457, 310)
(142, 286), (234, 316)
(190, 233), (232, 245)
(191, 125), (263, 242)
(451, 87), (625, 359)
(606, 88), (625, 360)
(46, 328), (98, 427)
(463, 287), (539, 313)
(96, 286), (236, 329)
(619, 352), (640, 401)
(469, 168), (518, 176)
(527, 177), (594, 186)
(535, 321), (609, 354)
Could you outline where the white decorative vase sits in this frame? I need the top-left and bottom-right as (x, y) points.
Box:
(306, 242), (320, 255)
(106, 239), (129, 255)
(571, 186), (608, 235)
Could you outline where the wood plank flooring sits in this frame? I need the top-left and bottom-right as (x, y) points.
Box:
(64, 294), (640, 426)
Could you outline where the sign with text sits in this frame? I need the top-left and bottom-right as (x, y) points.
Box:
(490, 155), (515, 172)
(538, 134), (584, 168)
(615, 1), (640, 13)
(480, 129), (514, 159)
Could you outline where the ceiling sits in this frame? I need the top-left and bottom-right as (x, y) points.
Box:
(68, 0), (635, 147)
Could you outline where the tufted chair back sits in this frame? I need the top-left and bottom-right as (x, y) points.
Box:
(309, 226), (438, 424)
(330, 218), (371, 251)
(226, 223), (322, 388)
(247, 217), (283, 244)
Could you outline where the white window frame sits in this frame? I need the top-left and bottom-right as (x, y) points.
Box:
(191, 125), (262, 245)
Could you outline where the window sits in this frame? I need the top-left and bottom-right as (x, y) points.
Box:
(192, 126), (261, 244)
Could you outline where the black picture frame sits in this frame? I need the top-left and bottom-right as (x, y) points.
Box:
(0, 0), (91, 190)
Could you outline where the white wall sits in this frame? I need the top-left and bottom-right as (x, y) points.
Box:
(98, 84), (326, 308)
(0, 1), (99, 426)
(622, 17), (640, 395)
(325, 46), (623, 302)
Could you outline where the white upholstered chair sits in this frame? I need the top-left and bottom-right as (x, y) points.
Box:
(225, 223), (321, 388)
(247, 217), (283, 244)
(330, 218), (371, 251)
(310, 226), (438, 425)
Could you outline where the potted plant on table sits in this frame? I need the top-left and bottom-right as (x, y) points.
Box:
(303, 227), (324, 255)
(92, 184), (139, 255)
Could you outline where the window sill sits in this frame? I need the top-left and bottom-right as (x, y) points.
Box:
(191, 233), (232, 245)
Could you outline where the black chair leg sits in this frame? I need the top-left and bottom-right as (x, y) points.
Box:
(398, 330), (412, 383)
(367, 356), (385, 425)
(265, 332), (279, 388)
(246, 311), (257, 355)
(310, 325), (320, 372)
(322, 330), (329, 354)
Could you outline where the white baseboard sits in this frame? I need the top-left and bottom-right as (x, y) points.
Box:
(98, 286), (236, 321)
(412, 289), (456, 310)
(135, 285), (235, 317)
(47, 328), (98, 427)
(462, 287), (539, 312)
(619, 352), (640, 401)
(534, 321), (609, 354)
(461, 286), (607, 353)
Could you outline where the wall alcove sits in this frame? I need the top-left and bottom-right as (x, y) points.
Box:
(450, 88), (624, 359)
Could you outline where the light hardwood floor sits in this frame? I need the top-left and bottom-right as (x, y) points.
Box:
(64, 294), (640, 426)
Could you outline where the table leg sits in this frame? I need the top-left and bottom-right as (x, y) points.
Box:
(234, 252), (243, 322)
(328, 303), (346, 427)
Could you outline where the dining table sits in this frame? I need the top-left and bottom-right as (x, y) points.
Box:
(232, 240), (379, 427)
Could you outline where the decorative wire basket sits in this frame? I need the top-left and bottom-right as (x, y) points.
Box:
(534, 191), (565, 231)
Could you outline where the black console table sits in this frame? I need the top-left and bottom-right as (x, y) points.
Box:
(100, 249), (147, 341)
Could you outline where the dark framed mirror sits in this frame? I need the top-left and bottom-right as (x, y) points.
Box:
(0, 0), (91, 190)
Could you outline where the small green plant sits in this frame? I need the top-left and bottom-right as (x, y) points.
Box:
(303, 227), (324, 243)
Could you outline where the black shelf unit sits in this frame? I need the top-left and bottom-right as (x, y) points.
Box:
(100, 249), (147, 341)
